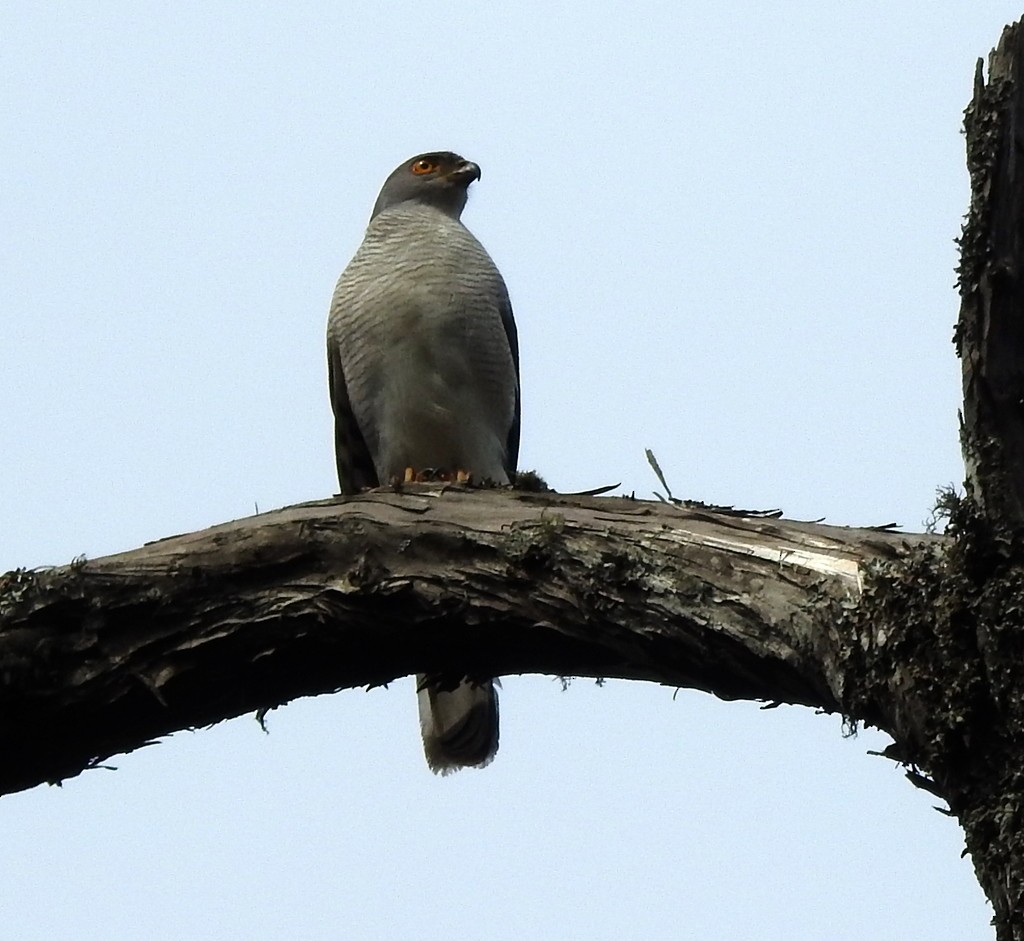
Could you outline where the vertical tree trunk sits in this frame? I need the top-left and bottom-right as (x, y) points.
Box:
(959, 22), (1024, 522)
(955, 19), (1024, 940)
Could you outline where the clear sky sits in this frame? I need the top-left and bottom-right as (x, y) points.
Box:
(2, 3), (1016, 938)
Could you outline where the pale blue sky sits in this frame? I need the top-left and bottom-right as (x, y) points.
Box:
(2, 4), (1015, 938)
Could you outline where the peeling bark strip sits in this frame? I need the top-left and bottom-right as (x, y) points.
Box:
(0, 488), (933, 798)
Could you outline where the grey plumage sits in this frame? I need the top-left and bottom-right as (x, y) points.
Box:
(327, 151), (519, 773)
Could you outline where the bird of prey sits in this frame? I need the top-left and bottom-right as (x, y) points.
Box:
(326, 151), (520, 774)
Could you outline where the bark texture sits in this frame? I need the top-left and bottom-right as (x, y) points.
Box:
(953, 18), (1024, 940)
(0, 488), (929, 798)
(959, 24), (1024, 522)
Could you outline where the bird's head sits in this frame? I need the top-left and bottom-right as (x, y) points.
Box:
(370, 151), (482, 221)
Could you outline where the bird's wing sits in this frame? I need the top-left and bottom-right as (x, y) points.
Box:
(499, 294), (521, 478)
(327, 337), (378, 493)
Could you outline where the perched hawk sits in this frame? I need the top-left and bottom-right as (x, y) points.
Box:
(326, 151), (520, 773)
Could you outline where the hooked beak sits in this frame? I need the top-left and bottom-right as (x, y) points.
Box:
(448, 160), (481, 185)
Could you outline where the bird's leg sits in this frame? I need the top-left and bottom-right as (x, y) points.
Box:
(397, 467), (473, 484)
(400, 467), (445, 482)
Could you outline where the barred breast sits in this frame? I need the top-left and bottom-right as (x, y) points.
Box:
(328, 203), (517, 485)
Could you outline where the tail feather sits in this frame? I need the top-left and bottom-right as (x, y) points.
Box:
(417, 676), (498, 774)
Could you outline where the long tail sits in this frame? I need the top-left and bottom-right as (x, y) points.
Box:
(417, 676), (499, 774)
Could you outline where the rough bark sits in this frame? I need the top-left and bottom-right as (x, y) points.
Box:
(959, 24), (1024, 523)
(953, 18), (1024, 940)
(0, 488), (930, 799)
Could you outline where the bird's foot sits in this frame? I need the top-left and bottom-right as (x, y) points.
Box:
(398, 467), (473, 485)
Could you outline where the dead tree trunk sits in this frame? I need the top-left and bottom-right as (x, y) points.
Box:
(4, 16), (1024, 941)
(947, 19), (1024, 940)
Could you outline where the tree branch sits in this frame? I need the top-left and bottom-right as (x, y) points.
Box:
(0, 486), (936, 798)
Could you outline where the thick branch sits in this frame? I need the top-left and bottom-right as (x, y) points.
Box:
(0, 487), (935, 798)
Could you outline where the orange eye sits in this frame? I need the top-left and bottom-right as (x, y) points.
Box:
(411, 159), (437, 175)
